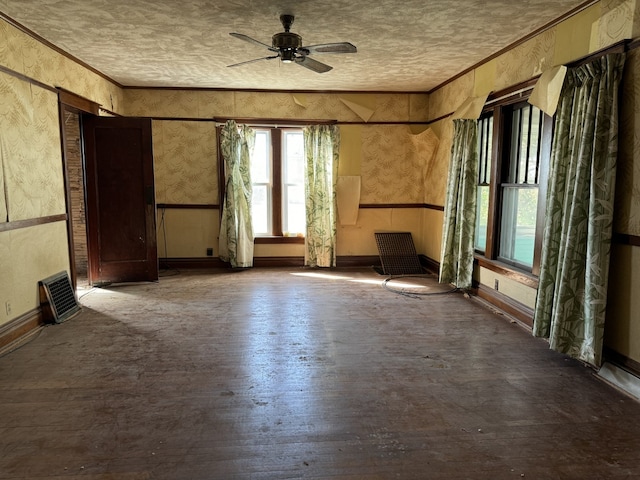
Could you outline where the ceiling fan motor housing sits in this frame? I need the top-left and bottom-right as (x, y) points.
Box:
(272, 32), (302, 49)
(272, 31), (302, 62)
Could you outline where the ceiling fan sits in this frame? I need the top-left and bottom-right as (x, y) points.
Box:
(228, 14), (357, 73)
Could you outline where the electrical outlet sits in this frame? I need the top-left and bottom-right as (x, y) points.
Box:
(5, 301), (11, 315)
(206, 247), (213, 257)
(494, 279), (499, 291)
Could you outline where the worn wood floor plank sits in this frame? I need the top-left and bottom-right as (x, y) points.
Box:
(1, 268), (639, 479)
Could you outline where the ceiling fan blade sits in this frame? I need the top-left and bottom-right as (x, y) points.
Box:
(229, 33), (279, 52)
(295, 56), (333, 73)
(301, 42), (357, 54)
(227, 56), (279, 68)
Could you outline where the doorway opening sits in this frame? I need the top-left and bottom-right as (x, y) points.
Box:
(62, 108), (89, 290)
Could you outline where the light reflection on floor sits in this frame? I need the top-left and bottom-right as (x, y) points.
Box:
(290, 271), (446, 290)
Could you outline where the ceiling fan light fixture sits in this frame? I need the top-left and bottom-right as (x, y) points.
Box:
(281, 49), (295, 63)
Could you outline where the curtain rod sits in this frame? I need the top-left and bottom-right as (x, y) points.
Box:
(485, 85), (535, 107)
(214, 117), (337, 128)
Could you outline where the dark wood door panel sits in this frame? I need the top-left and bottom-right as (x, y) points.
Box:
(83, 116), (158, 284)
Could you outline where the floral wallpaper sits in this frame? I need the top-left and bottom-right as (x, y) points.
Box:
(0, 19), (124, 114)
(428, 71), (475, 121)
(0, 17), (122, 326)
(152, 120), (218, 205)
(422, 120), (452, 206)
(126, 89), (429, 123)
(125, 89), (234, 118)
(425, 0), (640, 221)
(494, 29), (556, 91)
(596, 0), (638, 49)
(360, 125), (425, 204)
(131, 90), (431, 211)
(0, 71), (65, 221)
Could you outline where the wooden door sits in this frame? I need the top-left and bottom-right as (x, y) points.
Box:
(82, 116), (158, 285)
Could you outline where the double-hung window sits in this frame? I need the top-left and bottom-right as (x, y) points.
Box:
(498, 103), (545, 270)
(474, 88), (552, 275)
(249, 128), (306, 238)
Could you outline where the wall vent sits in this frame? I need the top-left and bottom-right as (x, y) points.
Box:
(39, 271), (81, 323)
(374, 232), (423, 275)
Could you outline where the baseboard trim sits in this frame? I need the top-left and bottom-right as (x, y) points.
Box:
(419, 255), (440, 274)
(473, 283), (534, 328)
(598, 362), (640, 401)
(336, 255), (381, 267)
(603, 346), (640, 379)
(0, 308), (45, 354)
(160, 256), (384, 269)
(160, 257), (228, 269)
(254, 257), (305, 267)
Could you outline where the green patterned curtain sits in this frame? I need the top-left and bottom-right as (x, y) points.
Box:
(439, 119), (479, 289)
(303, 125), (340, 267)
(218, 120), (255, 268)
(533, 53), (626, 367)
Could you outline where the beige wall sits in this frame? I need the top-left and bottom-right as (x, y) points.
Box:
(0, 18), (123, 328)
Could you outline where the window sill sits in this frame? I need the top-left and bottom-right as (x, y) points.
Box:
(255, 236), (305, 245)
(474, 255), (539, 289)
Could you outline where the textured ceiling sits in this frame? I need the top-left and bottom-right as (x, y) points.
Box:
(0, 0), (590, 92)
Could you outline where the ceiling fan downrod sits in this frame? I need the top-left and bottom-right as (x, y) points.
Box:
(273, 14), (300, 62)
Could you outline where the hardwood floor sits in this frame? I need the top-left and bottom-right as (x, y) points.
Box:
(1, 268), (639, 479)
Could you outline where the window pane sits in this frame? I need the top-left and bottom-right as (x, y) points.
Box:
(283, 130), (305, 236)
(509, 105), (543, 186)
(251, 131), (270, 183)
(528, 108), (542, 183)
(475, 185), (490, 252)
(476, 114), (493, 253)
(499, 187), (538, 268)
(284, 131), (305, 183)
(250, 129), (272, 235)
(478, 115), (493, 185)
(252, 185), (269, 235)
(518, 105), (531, 184)
(284, 184), (305, 235)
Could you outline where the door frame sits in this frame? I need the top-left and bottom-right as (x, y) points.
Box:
(57, 88), (100, 289)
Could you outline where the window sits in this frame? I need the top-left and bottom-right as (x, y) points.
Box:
(249, 128), (306, 237)
(250, 130), (272, 235)
(475, 90), (552, 275)
(475, 114), (493, 254)
(498, 103), (543, 269)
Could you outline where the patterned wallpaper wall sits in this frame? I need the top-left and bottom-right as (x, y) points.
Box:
(427, 0), (640, 236)
(0, 20), (123, 113)
(0, 16), (122, 327)
(0, 71), (64, 221)
(152, 120), (218, 205)
(360, 125), (426, 204)
(127, 90), (432, 207)
(0, 68), (71, 327)
(124, 90), (429, 123)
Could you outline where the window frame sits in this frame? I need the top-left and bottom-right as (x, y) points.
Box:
(475, 84), (553, 277)
(250, 127), (306, 238)
(217, 123), (315, 244)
